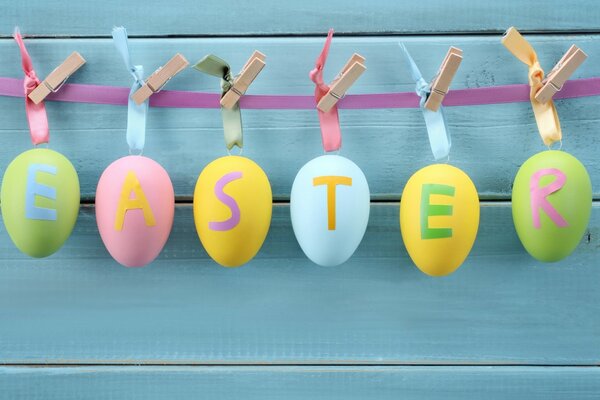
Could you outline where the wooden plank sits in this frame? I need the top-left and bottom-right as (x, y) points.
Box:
(1, 366), (600, 399)
(0, 36), (598, 199)
(0, 203), (598, 365)
(3, 1), (600, 36)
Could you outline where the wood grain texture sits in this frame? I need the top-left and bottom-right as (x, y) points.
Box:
(0, 36), (598, 199)
(0, 203), (598, 365)
(1, 366), (600, 400)
(2, 3), (600, 391)
(2, 1), (600, 36)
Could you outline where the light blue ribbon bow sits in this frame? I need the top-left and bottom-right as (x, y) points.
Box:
(112, 27), (148, 153)
(400, 44), (451, 161)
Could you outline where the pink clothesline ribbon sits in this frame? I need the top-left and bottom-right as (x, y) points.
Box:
(0, 76), (599, 110)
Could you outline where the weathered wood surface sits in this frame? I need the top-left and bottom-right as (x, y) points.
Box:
(1, 366), (600, 400)
(0, 204), (598, 365)
(3, 0), (600, 36)
(1, 2), (599, 396)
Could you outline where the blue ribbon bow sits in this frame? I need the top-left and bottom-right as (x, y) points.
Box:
(112, 27), (148, 153)
(400, 44), (451, 161)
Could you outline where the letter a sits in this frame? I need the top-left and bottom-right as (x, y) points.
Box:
(530, 168), (568, 229)
(25, 164), (57, 221)
(209, 171), (243, 231)
(114, 171), (156, 231)
(421, 184), (455, 240)
(313, 176), (352, 230)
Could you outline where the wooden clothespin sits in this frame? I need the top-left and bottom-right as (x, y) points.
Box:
(317, 53), (366, 112)
(535, 45), (587, 104)
(131, 53), (189, 105)
(424, 47), (463, 112)
(220, 51), (266, 109)
(28, 52), (86, 104)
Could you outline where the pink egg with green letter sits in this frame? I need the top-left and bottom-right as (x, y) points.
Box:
(95, 155), (174, 267)
(512, 150), (592, 262)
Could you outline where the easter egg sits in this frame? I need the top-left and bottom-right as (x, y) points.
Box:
(1, 148), (80, 257)
(290, 155), (370, 266)
(400, 164), (479, 276)
(96, 155), (174, 267)
(512, 150), (591, 262)
(194, 155), (272, 267)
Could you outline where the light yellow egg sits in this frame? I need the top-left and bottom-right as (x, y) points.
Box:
(193, 155), (272, 267)
(400, 164), (479, 276)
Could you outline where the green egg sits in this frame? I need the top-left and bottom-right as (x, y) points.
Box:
(512, 150), (592, 262)
(1, 148), (80, 257)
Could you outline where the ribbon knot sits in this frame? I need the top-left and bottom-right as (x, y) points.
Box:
(194, 55), (243, 150)
(220, 74), (234, 93)
(400, 44), (451, 161)
(130, 65), (144, 87)
(414, 77), (430, 99)
(308, 69), (320, 86)
(309, 64), (328, 93)
(528, 61), (544, 87)
(13, 27), (49, 146)
(23, 73), (40, 93)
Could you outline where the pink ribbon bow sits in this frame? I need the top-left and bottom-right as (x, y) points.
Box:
(310, 29), (342, 152)
(13, 28), (49, 145)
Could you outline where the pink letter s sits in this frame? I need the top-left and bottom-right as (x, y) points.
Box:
(209, 171), (243, 231)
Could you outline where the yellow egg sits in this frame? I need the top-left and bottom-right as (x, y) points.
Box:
(400, 164), (480, 276)
(193, 156), (272, 267)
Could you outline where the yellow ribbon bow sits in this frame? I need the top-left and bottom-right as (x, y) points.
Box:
(502, 27), (562, 146)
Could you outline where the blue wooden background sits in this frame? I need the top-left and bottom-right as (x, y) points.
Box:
(1, 1), (600, 398)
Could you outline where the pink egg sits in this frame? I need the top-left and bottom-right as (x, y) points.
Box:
(96, 156), (174, 267)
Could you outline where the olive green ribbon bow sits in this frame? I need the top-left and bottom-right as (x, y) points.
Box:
(194, 55), (243, 150)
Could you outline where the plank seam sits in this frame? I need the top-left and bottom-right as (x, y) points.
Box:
(1, 31), (600, 39)
(76, 199), (600, 205)
(0, 363), (599, 367)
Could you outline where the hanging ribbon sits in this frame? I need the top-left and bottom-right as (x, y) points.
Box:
(309, 29), (342, 152)
(112, 27), (148, 153)
(502, 27), (562, 146)
(13, 28), (49, 146)
(400, 44), (451, 161)
(194, 55), (243, 150)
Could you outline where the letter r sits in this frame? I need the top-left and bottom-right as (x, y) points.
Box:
(530, 168), (568, 229)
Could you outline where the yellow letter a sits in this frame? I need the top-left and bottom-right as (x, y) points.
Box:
(114, 171), (156, 231)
